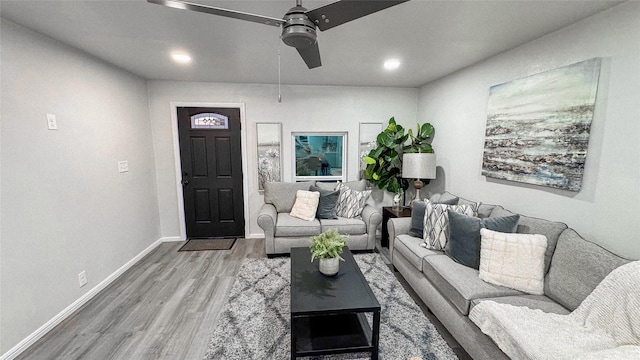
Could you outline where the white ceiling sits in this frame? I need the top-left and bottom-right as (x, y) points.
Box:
(0, 0), (624, 88)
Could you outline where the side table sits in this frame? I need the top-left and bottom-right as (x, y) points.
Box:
(381, 206), (412, 248)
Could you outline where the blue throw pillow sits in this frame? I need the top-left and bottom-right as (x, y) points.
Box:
(408, 197), (459, 238)
(446, 211), (520, 269)
(310, 185), (339, 219)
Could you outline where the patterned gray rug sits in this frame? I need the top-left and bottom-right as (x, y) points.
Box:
(203, 253), (458, 360)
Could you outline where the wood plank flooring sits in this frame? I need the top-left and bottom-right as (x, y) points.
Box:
(17, 238), (470, 360)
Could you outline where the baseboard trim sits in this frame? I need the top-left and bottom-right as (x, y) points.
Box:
(0, 237), (165, 360)
(161, 236), (184, 242)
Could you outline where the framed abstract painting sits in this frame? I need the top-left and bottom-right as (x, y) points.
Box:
(482, 58), (601, 192)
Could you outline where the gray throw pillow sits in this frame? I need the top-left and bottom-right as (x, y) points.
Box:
(310, 185), (339, 219)
(446, 211), (520, 269)
(408, 197), (459, 238)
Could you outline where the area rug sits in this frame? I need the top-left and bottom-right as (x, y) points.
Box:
(178, 238), (236, 251)
(203, 253), (458, 360)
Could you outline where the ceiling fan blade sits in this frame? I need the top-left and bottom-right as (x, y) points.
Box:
(296, 43), (322, 69)
(147, 0), (285, 27)
(306, 0), (409, 31)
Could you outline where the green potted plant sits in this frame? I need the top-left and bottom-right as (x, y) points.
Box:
(310, 229), (348, 276)
(363, 118), (435, 202)
(405, 122), (434, 154)
(363, 117), (409, 195)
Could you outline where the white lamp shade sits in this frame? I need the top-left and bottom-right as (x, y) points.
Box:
(402, 153), (436, 179)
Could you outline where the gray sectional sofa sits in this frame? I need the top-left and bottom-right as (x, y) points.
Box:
(258, 180), (382, 256)
(388, 191), (631, 360)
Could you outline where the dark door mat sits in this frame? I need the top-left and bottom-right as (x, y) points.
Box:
(178, 238), (237, 252)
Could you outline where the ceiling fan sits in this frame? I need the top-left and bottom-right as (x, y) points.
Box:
(147, 0), (409, 69)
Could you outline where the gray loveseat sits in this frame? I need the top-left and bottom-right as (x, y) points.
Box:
(258, 180), (382, 256)
(388, 191), (631, 360)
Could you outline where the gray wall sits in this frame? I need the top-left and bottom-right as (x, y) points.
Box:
(418, 2), (640, 259)
(147, 81), (419, 239)
(0, 20), (161, 353)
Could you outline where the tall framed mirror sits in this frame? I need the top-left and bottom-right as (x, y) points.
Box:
(292, 132), (347, 182)
(256, 123), (282, 192)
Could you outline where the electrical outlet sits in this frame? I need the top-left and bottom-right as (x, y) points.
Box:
(47, 114), (58, 130)
(78, 271), (87, 287)
(118, 160), (129, 173)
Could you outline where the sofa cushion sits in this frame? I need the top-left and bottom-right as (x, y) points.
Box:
(319, 217), (366, 235)
(479, 229), (547, 295)
(342, 179), (367, 191)
(447, 211), (520, 269)
(408, 197), (459, 238)
(274, 213), (321, 237)
(314, 181), (338, 191)
(289, 190), (320, 221)
(477, 204), (497, 219)
(422, 254), (523, 315)
(316, 179), (366, 191)
(490, 206), (568, 273)
(470, 295), (569, 315)
(310, 185), (339, 219)
(545, 228), (629, 311)
(264, 181), (314, 213)
(394, 234), (442, 272)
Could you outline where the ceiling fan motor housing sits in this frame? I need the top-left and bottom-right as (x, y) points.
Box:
(281, 6), (317, 48)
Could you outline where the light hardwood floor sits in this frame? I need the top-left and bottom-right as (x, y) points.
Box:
(17, 238), (471, 360)
(17, 238), (265, 360)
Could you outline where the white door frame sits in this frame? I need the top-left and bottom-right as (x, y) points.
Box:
(170, 102), (249, 240)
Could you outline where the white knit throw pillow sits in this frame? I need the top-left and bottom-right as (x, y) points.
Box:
(479, 228), (548, 295)
(289, 190), (320, 221)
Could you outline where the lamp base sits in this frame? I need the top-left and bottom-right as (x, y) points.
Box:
(410, 179), (424, 207)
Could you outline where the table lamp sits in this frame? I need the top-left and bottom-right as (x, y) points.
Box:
(402, 153), (436, 206)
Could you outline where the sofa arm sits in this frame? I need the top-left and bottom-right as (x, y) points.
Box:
(257, 204), (277, 254)
(361, 205), (382, 250)
(388, 217), (413, 261)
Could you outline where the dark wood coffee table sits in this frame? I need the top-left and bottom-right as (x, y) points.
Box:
(290, 247), (381, 359)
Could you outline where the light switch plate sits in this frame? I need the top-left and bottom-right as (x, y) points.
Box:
(118, 160), (129, 173)
(47, 114), (57, 130)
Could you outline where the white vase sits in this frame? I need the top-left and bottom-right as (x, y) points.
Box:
(319, 257), (339, 276)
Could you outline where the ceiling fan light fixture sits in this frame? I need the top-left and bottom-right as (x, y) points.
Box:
(171, 52), (192, 64)
(281, 6), (317, 49)
(384, 59), (401, 70)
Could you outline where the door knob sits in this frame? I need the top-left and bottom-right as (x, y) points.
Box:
(181, 179), (190, 186)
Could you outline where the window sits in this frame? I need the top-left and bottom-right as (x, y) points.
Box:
(190, 113), (229, 129)
(292, 132), (347, 182)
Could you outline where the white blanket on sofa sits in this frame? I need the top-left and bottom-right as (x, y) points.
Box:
(469, 261), (640, 360)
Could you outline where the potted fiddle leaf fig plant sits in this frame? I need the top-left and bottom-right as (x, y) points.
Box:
(405, 122), (435, 154)
(363, 118), (435, 200)
(363, 117), (409, 195)
(310, 229), (348, 276)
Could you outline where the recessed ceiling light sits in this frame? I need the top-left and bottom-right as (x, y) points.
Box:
(171, 52), (192, 64)
(383, 59), (401, 70)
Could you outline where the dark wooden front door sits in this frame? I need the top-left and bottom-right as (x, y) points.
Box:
(177, 107), (245, 238)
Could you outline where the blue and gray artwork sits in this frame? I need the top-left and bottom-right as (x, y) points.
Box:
(482, 58), (601, 191)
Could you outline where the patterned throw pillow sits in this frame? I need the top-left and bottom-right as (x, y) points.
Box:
(422, 200), (474, 250)
(408, 197), (459, 238)
(289, 190), (320, 221)
(335, 183), (371, 219)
